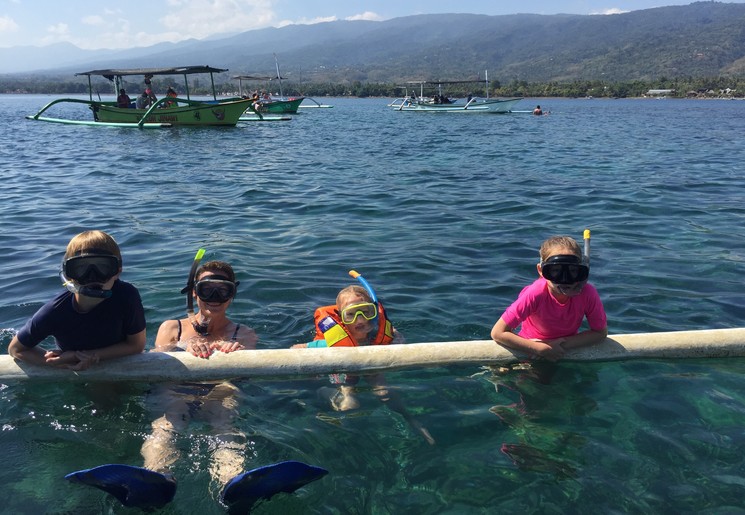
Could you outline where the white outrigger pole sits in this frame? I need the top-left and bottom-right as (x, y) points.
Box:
(2, 328), (745, 382)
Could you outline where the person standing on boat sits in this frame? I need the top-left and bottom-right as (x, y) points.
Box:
(142, 258), (258, 489)
(7, 230), (146, 370)
(491, 235), (607, 361)
(117, 88), (131, 108)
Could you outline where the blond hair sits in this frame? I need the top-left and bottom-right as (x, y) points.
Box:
(64, 230), (122, 263)
(539, 236), (582, 262)
(336, 284), (372, 309)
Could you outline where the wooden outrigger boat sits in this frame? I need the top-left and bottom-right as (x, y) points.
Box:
(26, 66), (258, 128)
(388, 73), (522, 113)
(2, 328), (744, 383)
(233, 74), (305, 114)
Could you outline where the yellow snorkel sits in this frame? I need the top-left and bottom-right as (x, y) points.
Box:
(583, 229), (591, 265)
(180, 248), (209, 335)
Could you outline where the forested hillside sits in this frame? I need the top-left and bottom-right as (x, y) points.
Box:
(2, 1), (745, 97)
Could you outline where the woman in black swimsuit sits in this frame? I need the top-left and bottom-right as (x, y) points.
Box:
(142, 260), (258, 490)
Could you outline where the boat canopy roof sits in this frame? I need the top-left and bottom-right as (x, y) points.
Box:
(405, 79), (488, 86)
(76, 66), (228, 80)
(232, 75), (286, 81)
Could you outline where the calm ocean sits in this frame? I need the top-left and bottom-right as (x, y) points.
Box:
(1, 94), (744, 513)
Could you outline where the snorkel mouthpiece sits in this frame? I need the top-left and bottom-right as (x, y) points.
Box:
(183, 248), (210, 335)
(60, 272), (113, 298)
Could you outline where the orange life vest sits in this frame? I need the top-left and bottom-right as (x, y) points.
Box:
(313, 303), (394, 347)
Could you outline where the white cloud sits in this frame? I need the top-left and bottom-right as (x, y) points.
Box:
(45, 22), (70, 36)
(346, 11), (384, 22)
(0, 15), (19, 33)
(277, 11), (383, 28)
(590, 8), (629, 15)
(278, 15), (337, 28)
(39, 22), (71, 46)
(159, 0), (275, 38)
(82, 15), (105, 26)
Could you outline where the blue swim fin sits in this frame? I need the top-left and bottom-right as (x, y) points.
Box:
(65, 464), (177, 509)
(220, 460), (328, 513)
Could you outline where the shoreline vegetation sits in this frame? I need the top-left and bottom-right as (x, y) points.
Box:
(2, 77), (744, 99)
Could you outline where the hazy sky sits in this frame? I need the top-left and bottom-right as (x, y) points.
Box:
(2, 0), (743, 49)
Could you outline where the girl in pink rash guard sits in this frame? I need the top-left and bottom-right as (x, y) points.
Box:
(491, 235), (607, 361)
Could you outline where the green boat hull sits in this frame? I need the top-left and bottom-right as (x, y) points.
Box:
(95, 98), (255, 126)
(256, 97), (305, 114)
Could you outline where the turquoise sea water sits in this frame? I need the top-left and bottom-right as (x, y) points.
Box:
(1, 94), (745, 513)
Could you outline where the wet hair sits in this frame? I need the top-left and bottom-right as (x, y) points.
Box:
(196, 260), (235, 282)
(336, 285), (372, 309)
(539, 236), (582, 262)
(64, 230), (122, 263)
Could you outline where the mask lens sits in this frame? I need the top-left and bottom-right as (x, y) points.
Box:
(341, 303), (377, 324)
(195, 279), (235, 303)
(541, 264), (564, 282)
(540, 255), (589, 285)
(63, 255), (119, 284)
(565, 265), (588, 283)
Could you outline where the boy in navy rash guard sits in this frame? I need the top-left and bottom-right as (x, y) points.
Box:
(8, 230), (146, 371)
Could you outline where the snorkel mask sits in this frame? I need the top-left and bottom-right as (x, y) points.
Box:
(181, 248), (210, 335)
(540, 230), (592, 297)
(195, 276), (238, 303)
(60, 250), (120, 298)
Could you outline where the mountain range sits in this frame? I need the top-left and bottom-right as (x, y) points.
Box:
(3, 1), (745, 83)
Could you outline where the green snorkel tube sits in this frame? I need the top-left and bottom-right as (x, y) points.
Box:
(180, 248), (209, 335)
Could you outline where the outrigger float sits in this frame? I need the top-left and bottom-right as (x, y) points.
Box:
(25, 66), (261, 128)
(1, 328), (744, 382)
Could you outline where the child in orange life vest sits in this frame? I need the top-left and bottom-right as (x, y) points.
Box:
(491, 235), (608, 361)
(291, 284), (434, 444)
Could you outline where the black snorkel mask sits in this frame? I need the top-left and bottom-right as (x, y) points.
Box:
(540, 229), (592, 296)
(181, 248), (210, 335)
(540, 255), (589, 285)
(60, 251), (121, 299)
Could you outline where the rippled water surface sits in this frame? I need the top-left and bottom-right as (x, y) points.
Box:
(1, 95), (745, 513)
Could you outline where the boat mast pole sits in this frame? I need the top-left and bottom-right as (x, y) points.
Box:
(485, 70), (489, 99)
(209, 71), (217, 100)
(274, 54), (283, 97)
(182, 73), (190, 100)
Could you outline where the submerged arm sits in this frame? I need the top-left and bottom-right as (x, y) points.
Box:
(370, 374), (435, 445)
